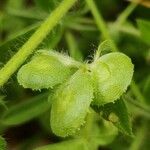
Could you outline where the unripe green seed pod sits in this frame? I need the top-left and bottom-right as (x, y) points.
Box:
(17, 50), (75, 90)
(50, 68), (93, 137)
(91, 52), (134, 105)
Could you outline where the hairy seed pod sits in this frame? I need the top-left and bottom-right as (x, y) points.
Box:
(50, 68), (93, 137)
(17, 50), (75, 90)
(91, 52), (134, 105)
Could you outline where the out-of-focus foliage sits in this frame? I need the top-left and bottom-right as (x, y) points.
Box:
(0, 0), (150, 150)
(0, 136), (7, 150)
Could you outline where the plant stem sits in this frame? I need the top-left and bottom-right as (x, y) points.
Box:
(117, 2), (138, 25)
(85, 0), (118, 52)
(0, 0), (77, 87)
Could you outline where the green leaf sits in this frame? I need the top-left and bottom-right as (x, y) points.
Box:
(93, 99), (133, 136)
(34, 139), (88, 150)
(50, 68), (93, 137)
(95, 40), (114, 59)
(0, 23), (39, 63)
(0, 24), (62, 63)
(1, 93), (50, 126)
(0, 136), (7, 150)
(98, 40), (114, 53)
(137, 19), (150, 45)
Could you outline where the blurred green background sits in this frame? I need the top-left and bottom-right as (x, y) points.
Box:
(0, 0), (150, 150)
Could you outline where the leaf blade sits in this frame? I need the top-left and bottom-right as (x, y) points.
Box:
(93, 98), (133, 136)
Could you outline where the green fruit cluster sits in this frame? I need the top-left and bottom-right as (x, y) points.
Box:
(17, 49), (134, 137)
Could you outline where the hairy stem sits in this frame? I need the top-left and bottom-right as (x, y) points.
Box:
(0, 0), (77, 87)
